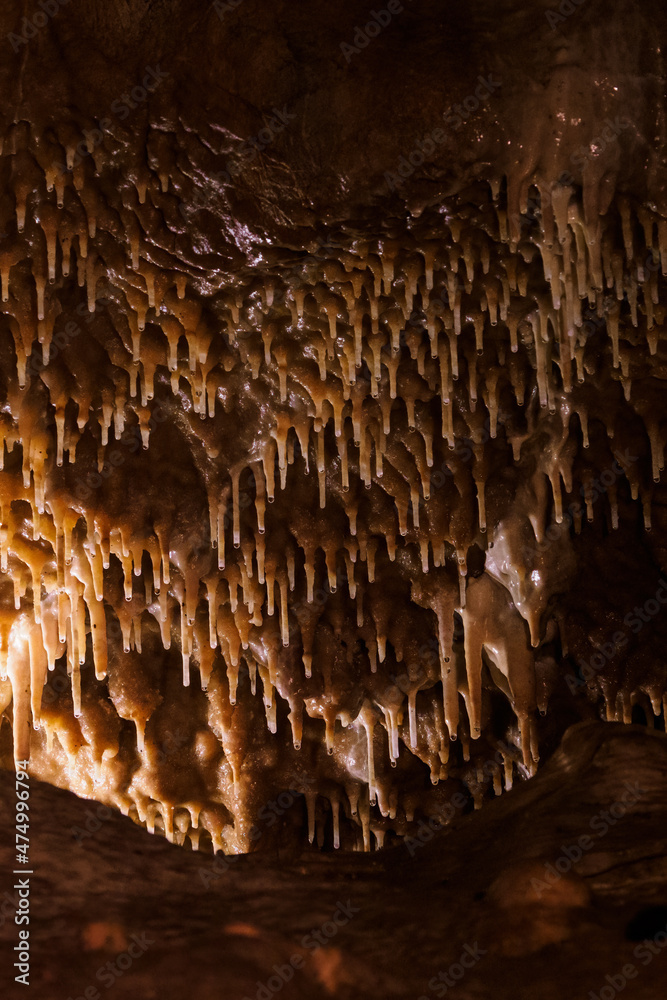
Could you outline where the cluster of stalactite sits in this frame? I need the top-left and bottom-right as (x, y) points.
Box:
(1, 121), (667, 853)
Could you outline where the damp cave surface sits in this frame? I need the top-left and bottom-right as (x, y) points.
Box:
(2, 0), (667, 998)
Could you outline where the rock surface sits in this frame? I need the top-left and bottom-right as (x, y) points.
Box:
(2, 722), (667, 998)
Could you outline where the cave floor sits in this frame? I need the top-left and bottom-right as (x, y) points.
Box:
(2, 722), (667, 999)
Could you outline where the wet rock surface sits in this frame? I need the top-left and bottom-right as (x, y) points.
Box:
(1, 0), (667, 995)
(2, 723), (667, 998)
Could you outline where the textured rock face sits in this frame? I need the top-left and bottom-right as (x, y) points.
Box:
(1, 0), (667, 983)
(2, 722), (667, 998)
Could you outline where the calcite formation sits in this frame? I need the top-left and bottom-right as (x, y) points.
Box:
(3, 722), (666, 1000)
(1, 0), (667, 862)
